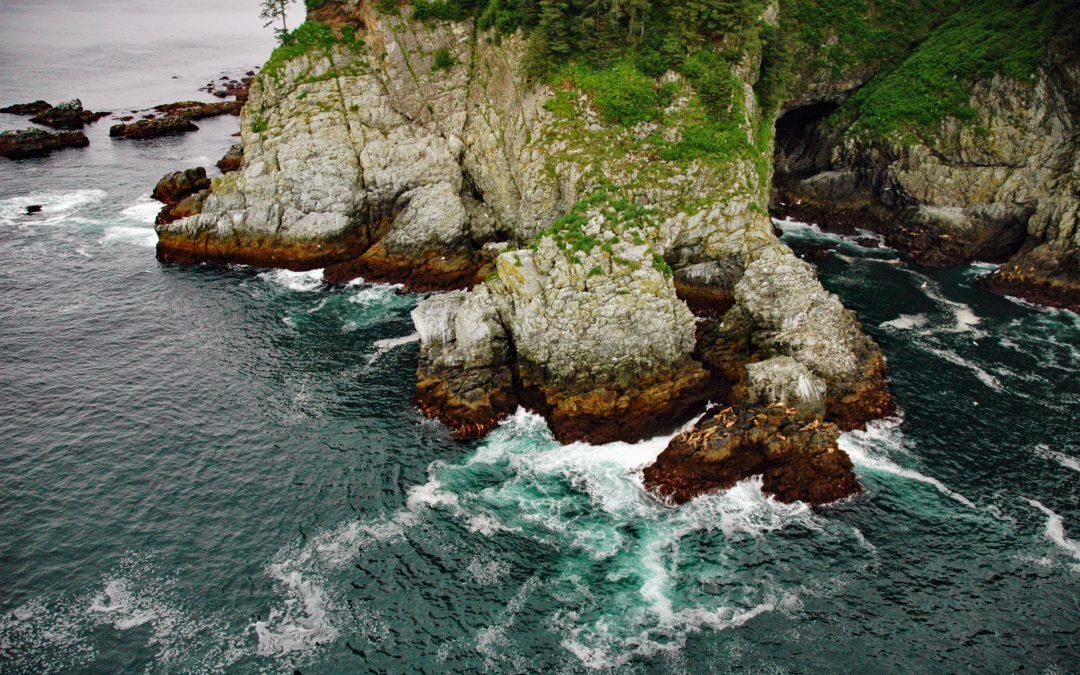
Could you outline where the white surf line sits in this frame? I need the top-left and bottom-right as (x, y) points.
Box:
(924, 346), (1002, 392)
(366, 332), (420, 364)
(1032, 444), (1080, 474)
(259, 268), (325, 292)
(840, 420), (975, 508)
(1022, 498), (1080, 561)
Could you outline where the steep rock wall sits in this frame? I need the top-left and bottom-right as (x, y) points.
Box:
(158, 0), (891, 445)
(773, 1), (1079, 310)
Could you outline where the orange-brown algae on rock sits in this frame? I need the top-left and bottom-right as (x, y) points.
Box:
(323, 240), (489, 291)
(642, 404), (860, 506)
(519, 360), (716, 446)
(155, 229), (371, 271)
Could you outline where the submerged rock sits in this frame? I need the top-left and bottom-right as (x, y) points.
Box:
(0, 128), (88, 159)
(109, 116), (198, 140)
(643, 405), (859, 505)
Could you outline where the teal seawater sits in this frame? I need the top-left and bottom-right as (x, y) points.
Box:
(1, 3), (1078, 672)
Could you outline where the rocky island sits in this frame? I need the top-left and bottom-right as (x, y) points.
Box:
(153, 0), (1077, 505)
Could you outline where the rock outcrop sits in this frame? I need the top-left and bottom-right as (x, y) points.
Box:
(151, 100), (242, 120)
(152, 167), (212, 225)
(1, 100), (52, 115)
(216, 144), (243, 174)
(772, 1), (1079, 311)
(643, 405), (859, 505)
(110, 116), (199, 140)
(28, 99), (109, 129)
(0, 128), (89, 160)
(156, 2), (892, 480)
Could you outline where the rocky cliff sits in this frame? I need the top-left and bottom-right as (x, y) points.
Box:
(156, 0), (893, 461)
(773, 0), (1079, 311)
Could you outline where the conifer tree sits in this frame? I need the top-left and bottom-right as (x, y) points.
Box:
(537, 0), (572, 58)
(261, 0), (296, 44)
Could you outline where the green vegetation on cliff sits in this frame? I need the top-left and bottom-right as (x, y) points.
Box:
(833, 0), (1076, 139)
(261, 20), (366, 80)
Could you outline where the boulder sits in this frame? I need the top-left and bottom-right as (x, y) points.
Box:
(152, 167), (210, 205)
(216, 143), (243, 174)
(0, 128), (89, 160)
(29, 99), (108, 129)
(1, 100), (52, 115)
(643, 404), (859, 505)
(109, 116), (198, 140)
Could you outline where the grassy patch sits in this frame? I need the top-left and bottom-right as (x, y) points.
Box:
(836, 0), (1067, 139)
(431, 47), (457, 71)
(261, 21), (365, 81)
(560, 62), (664, 126)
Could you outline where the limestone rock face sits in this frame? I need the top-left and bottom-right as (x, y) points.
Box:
(159, 1), (891, 448)
(733, 246), (893, 428)
(775, 59), (1080, 310)
(744, 356), (826, 416)
(412, 288), (517, 438)
(158, 3), (557, 281)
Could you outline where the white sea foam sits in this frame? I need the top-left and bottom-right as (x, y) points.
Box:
(924, 347), (1002, 391)
(772, 217), (894, 252)
(467, 557), (510, 585)
(259, 268), (325, 292)
(410, 408), (826, 668)
(1032, 444), (1080, 473)
(920, 281), (983, 335)
(348, 283), (404, 306)
(1022, 498), (1080, 562)
(367, 332), (420, 364)
(840, 418), (975, 507)
(0, 552), (249, 672)
(0, 189), (107, 226)
(880, 313), (928, 330)
(101, 225), (157, 248)
(119, 197), (161, 224)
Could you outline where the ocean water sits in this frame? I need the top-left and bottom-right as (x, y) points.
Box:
(2, 4), (1078, 672)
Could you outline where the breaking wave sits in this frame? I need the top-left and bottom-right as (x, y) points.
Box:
(1022, 498), (1080, 563)
(258, 268), (325, 292)
(840, 418), (975, 508)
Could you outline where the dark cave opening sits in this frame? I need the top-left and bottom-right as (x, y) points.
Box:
(773, 101), (839, 179)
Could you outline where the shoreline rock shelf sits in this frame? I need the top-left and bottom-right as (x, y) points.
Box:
(110, 117), (199, 140)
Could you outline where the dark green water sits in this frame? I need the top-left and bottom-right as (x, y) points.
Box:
(1, 3), (1078, 672)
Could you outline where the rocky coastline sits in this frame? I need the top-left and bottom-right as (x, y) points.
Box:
(146, 0), (1078, 505)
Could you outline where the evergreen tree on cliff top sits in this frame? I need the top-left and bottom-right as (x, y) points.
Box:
(261, 0), (295, 44)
